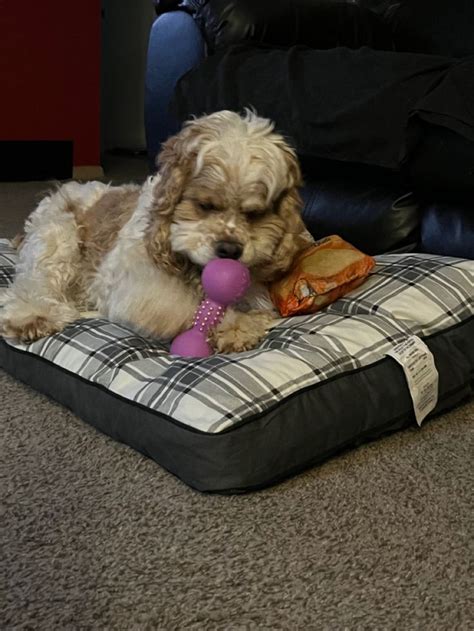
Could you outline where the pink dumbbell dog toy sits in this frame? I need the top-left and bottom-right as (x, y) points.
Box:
(170, 258), (251, 358)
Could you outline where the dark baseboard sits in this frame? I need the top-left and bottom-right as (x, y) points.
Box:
(0, 140), (73, 181)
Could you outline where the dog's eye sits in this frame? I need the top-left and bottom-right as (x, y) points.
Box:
(246, 210), (263, 221)
(199, 202), (216, 212)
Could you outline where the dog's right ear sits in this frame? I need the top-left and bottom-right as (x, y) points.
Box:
(146, 128), (196, 277)
(153, 115), (216, 215)
(152, 133), (191, 217)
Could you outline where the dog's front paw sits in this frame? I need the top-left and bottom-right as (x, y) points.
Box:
(1, 313), (62, 343)
(1, 299), (78, 343)
(210, 309), (274, 354)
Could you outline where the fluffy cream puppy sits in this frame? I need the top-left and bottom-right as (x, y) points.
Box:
(1, 110), (310, 353)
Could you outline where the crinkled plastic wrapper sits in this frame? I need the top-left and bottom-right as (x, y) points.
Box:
(270, 235), (376, 317)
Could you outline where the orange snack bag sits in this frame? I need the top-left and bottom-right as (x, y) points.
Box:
(270, 235), (376, 317)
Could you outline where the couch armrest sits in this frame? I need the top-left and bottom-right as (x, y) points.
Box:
(145, 11), (206, 168)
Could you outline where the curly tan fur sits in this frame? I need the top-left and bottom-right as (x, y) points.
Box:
(1, 111), (312, 351)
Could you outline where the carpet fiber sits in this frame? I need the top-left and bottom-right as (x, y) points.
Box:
(1, 168), (473, 628)
(1, 370), (473, 629)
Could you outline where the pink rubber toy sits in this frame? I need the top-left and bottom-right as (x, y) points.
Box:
(170, 258), (251, 358)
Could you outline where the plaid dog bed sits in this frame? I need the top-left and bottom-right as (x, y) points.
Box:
(1, 238), (473, 491)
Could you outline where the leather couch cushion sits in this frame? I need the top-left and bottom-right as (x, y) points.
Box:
(191, 0), (392, 52)
(420, 203), (474, 259)
(301, 182), (419, 255)
(154, 0), (474, 57)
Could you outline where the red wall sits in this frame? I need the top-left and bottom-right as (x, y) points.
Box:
(0, 0), (101, 167)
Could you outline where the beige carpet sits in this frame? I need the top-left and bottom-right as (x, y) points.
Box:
(1, 370), (472, 629)
(1, 167), (473, 629)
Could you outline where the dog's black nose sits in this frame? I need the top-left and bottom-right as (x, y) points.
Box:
(215, 240), (243, 260)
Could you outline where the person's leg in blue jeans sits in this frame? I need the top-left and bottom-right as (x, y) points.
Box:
(145, 11), (205, 170)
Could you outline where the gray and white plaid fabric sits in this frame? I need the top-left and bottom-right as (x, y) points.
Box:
(0, 239), (15, 287)
(1, 238), (473, 433)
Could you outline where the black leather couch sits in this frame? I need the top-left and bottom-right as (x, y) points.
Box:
(146, 0), (474, 257)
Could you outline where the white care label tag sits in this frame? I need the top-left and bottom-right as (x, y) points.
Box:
(386, 335), (439, 426)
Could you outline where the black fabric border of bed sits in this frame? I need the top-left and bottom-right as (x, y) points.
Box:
(1, 317), (473, 493)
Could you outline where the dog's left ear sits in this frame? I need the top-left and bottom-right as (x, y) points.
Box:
(271, 187), (310, 276)
(280, 143), (303, 190)
(257, 144), (312, 282)
(273, 145), (312, 270)
(278, 142), (308, 248)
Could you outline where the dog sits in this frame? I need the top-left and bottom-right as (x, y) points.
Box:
(1, 110), (311, 353)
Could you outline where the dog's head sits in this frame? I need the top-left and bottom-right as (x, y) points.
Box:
(147, 110), (309, 282)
